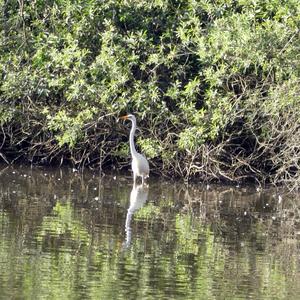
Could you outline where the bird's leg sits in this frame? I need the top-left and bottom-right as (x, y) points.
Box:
(142, 176), (145, 185)
(133, 173), (137, 185)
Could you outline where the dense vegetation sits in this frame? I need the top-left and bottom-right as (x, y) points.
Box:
(0, 0), (299, 188)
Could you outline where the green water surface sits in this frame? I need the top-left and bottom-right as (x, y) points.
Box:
(0, 165), (299, 299)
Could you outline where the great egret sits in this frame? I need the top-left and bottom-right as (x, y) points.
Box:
(119, 114), (149, 184)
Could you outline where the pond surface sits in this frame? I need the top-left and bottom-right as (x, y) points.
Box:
(0, 165), (299, 299)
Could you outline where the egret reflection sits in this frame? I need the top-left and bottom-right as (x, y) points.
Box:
(124, 183), (149, 248)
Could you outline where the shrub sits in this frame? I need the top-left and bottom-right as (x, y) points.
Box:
(0, 0), (299, 188)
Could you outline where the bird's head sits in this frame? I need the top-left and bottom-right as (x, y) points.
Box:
(119, 114), (136, 122)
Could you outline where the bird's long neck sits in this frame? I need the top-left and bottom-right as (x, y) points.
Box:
(129, 118), (138, 156)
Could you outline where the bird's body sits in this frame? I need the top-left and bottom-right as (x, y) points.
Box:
(132, 152), (149, 183)
(119, 114), (149, 184)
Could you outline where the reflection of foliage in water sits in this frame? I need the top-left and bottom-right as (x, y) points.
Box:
(135, 203), (161, 220)
(0, 167), (299, 299)
(37, 200), (90, 246)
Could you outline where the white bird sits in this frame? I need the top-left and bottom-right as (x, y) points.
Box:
(119, 114), (149, 184)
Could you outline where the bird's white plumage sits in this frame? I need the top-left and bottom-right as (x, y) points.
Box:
(120, 114), (149, 184)
(132, 153), (149, 177)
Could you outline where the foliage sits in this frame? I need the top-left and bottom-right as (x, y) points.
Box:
(0, 0), (300, 187)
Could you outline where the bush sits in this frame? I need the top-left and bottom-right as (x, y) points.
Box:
(0, 0), (299, 188)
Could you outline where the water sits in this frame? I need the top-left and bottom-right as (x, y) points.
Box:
(0, 165), (299, 299)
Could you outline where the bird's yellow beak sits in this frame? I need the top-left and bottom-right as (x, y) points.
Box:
(119, 115), (129, 120)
